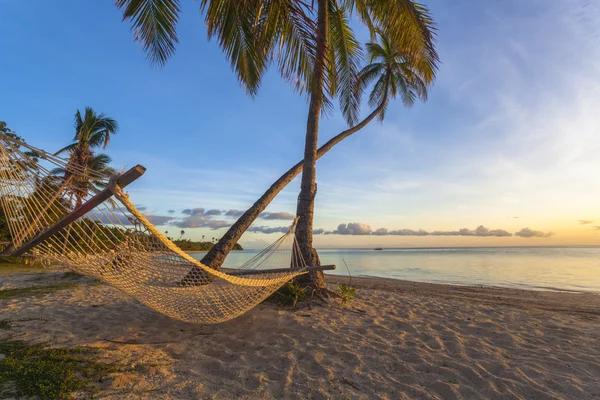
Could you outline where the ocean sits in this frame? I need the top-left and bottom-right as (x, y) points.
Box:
(191, 246), (600, 293)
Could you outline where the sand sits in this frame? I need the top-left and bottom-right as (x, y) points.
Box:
(2, 271), (600, 399)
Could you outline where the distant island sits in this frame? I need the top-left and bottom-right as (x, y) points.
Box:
(172, 239), (243, 252)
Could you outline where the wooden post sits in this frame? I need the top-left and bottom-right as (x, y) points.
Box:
(8, 165), (146, 257)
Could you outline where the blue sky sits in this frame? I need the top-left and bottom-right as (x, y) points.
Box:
(1, 0), (599, 248)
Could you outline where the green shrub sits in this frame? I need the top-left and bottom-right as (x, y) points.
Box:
(338, 284), (356, 303)
(275, 282), (307, 307)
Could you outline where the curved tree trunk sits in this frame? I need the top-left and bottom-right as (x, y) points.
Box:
(180, 105), (383, 285)
(199, 105), (384, 270)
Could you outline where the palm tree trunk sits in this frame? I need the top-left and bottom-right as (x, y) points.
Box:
(198, 104), (384, 271)
(293, 0), (329, 290)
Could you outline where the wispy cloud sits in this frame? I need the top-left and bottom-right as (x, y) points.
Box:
(247, 226), (289, 234)
(205, 209), (222, 216)
(579, 220), (594, 225)
(331, 223), (512, 237)
(514, 228), (554, 238)
(332, 223), (372, 235)
(173, 214), (230, 229)
(260, 212), (295, 221)
(182, 208), (205, 216)
(225, 209), (245, 217)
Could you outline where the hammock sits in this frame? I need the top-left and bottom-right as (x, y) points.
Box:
(0, 135), (334, 324)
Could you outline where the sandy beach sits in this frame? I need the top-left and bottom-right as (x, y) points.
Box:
(2, 270), (600, 399)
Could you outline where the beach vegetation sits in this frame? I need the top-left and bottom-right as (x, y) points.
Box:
(338, 283), (356, 303)
(0, 340), (118, 399)
(0, 283), (80, 300)
(273, 281), (307, 307)
(53, 107), (118, 208)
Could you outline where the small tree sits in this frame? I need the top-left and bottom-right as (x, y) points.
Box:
(55, 108), (119, 208)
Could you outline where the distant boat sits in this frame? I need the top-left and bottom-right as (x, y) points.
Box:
(374, 247), (383, 251)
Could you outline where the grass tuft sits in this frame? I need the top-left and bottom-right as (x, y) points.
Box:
(338, 283), (357, 303)
(0, 320), (11, 330)
(0, 283), (80, 300)
(0, 340), (117, 399)
(272, 282), (307, 307)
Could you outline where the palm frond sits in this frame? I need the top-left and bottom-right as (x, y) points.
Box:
(201, 0), (268, 96)
(54, 143), (78, 156)
(329, 0), (362, 125)
(116, 0), (181, 67)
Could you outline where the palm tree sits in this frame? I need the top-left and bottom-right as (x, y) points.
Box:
(51, 153), (116, 208)
(179, 230), (185, 240)
(55, 108), (119, 208)
(199, 33), (431, 272)
(117, 0), (438, 291)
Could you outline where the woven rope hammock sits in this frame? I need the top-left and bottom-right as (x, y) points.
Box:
(0, 135), (334, 324)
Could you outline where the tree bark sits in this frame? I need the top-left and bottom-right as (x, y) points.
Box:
(293, 0), (329, 290)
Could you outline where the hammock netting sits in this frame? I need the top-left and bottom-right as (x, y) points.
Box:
(0, 135), (310, 324)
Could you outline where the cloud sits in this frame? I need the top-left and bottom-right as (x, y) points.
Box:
(372, 228), (428, 236)
(339, 224), (511, 237)
(514, 228), (554, 238)
(333, 223), (373, 235)
(135, 205), (148, 212)
(247, 226), (289, 234)
(225, 209), (245, 217)
(168, 209), (175, 214)
(94, 212), (174, 227)
(205, 209), (222, 216)
(146, 215), (176, 226)
(172, 214), (230, 230)
(313, 228), (325, 235)
(432, 226), (512, 237)
(579, 220), (594, 225)
(182, 208), (205, 216)
(260, 212), (295, 221)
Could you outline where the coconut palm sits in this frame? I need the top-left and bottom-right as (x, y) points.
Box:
(117, 0), (438, 290)
(56, 107), (118, 157)
(50, 153), (116, 208)
(54, 108), (118, 208)
(199, 32), (431, 273)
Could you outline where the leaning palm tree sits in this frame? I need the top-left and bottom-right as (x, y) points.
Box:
(117, 0), (438, 291)
(199, 32), (431, 273)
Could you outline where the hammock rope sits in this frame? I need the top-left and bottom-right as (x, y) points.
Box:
(0, 134), (329, 324)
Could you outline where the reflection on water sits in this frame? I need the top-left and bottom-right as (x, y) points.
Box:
(190, 247), (600, 293)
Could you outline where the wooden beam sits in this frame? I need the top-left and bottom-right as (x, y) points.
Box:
(227, 264), (336, 277)
(9, 165), (146, 257)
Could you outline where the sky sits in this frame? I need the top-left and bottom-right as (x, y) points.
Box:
(1, 0), (599, 249)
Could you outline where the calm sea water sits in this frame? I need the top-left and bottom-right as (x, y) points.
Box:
(191, 247), (600, 293)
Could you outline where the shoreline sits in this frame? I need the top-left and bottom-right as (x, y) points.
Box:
(327, 274), (600, 316)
